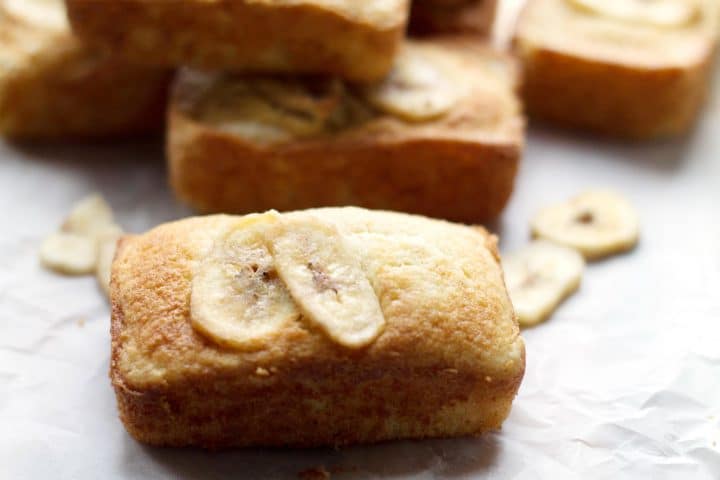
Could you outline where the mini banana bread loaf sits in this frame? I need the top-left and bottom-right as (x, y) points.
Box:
(515, 0), (719, 139)
(64, 0), (410, 82)
(168, 37), (524, 223)
(110, 208), (526, 447)
(410, 0), (497, 35)
(0, 0), (170, 139)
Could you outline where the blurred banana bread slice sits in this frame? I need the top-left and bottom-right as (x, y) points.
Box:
(410, 0), (497, 35)
(168, 37), (524, 223)
(0, 0), (170, 140)
(110, 208), (526, 447)
(515, 0), (719, 139)
(64, 0), (410, 83)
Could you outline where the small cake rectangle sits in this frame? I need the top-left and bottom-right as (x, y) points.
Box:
(410, 0), (498, 35)
(168, 38), (524, 223)
(64, 0), (410, 82)
(514, 0), (719, 139)
(0, 0), (170, 139)
(110, 208), (525, 448)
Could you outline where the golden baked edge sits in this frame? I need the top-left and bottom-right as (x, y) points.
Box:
(111, 349), (525, 448)
(517, 45), (716, 139)
(167, 111), (521, 223)
(109, 212), (525, 448)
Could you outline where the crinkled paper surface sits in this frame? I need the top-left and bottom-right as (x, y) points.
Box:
(1, 14), (719, 480)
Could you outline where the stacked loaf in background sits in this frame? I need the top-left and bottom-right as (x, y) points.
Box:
(167, 38), (523, 222)
(0, 0), (170, 139)
(61, 0), (522, 222)
(515, 0), (720, 139)
(64, 0), (410, 82)
(4, 0), (718, 143)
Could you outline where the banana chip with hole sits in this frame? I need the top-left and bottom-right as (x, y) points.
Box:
(531, 190), (640, 260)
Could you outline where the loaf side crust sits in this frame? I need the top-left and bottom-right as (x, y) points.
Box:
(169, 114), (520, 223)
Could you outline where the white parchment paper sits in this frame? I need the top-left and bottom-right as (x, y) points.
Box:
(1, 7), (719, 479)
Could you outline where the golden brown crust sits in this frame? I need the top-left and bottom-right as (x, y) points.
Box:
(515, 0), (719, 139)
(0, 4), (170, 140)
(410, 0), (497, 35)
(168, 38), (524, 223)
(519, 47), (715, 139)
(65, 0), (409, 82)
(110, 210), (525, 447)
(112, 369), (523, 448)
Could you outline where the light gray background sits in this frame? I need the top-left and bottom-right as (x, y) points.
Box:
(1, 9), (719, 480)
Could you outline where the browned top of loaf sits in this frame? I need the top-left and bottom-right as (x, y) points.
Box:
(172, 37), (523, 147)
(111, 208), (525, 391)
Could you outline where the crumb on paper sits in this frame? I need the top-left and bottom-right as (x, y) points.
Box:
(77, 318), (86, 328)
(39, 193), (125, 300)
(298, 466), (330, 480)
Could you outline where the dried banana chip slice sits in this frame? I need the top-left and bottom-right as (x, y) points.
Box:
(568, 0), (699, 28)
(503, 240), (585, 327)
(191, 213), (299, 350)
(531, 190), (640, 260)
(40, 232), (97, 275)
(363, 45), (467, 122)
(270, 215), (385, 349)
(40, 194), (123, 279)
(61, 194), (116, 237)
